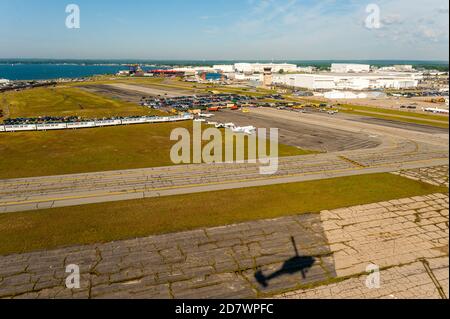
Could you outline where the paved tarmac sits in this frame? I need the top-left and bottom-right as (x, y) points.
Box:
(1, 192), (447, 299)
(80, 85), (146, 104)
(0, 108), (448, 214)
(351, 117), (449, 134)
(107, 83), (194, 97)
(212, 110), (382, 152)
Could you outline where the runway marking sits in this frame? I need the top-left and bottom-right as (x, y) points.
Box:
(0, 159), (347, 189)
(0, 143), (426, 188)
(338, 156), (367, 169)
(0, 156), (448, 208)
(0, 149), (446, 200)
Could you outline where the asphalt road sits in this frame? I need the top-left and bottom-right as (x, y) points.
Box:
(212, 110), (381, 152)
(0, 108), (448, 214)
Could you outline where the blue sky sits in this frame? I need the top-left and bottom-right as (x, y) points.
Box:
(0, 0), (448, 60)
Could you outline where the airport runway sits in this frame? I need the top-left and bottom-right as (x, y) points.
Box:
(0, 109), (448, 214)
(106, 83), (194, 97)
(80, 85), (146, 104)
(212, 110), (382, 152)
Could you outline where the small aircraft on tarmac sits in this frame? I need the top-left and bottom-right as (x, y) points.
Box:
(198, 113), (214, 118)
(231, 125), (257, 135)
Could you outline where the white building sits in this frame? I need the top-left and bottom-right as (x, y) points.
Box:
(324, 91), (368, 99)
(324, 91), (388, 99)
(234, 63), (297, 74)
(234, 73), (263, 82)
(0, 79), (10, 85)
(173, 66), (216, 73)
(273, 72), (423, 90)
(213, 65), (235, 73)
(117, 70), (131, 76)
(378, 65), (414, 72)
(296, 66), (315, 73)
(331, 63), (371, 73)
(213, 63), (302, 75)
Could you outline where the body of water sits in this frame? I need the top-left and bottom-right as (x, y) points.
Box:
(0, 59), (448, 81)
(0, 64), (131, 81)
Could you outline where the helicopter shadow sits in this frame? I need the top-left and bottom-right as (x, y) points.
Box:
(254, 237), (316, 288)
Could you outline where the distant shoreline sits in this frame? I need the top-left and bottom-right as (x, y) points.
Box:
(0, 59), (448, 66)
(0, 60), (448, 81)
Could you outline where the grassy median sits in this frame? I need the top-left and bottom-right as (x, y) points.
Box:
(0, 83), (314, 179)
(337, 104), (449, 129)
(0, 173), (447, 255)
(0, 86), (161, 120)
(0, 121), (311, 179)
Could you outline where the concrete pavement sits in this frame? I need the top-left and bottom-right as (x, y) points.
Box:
(1, 192), (447, 299)
(277, 257), (449, 299)
(393, 165), (449, 188)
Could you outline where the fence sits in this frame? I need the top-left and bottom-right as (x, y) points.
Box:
(0, 114), (194, 133)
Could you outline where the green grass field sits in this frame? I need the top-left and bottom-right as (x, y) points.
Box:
(336, 104), (449, 128)
(283, 95), (449, 128)
(104, 77), (207, 94)
(0, 173), (446, 255)
(338, 103), (449, 121)
(340, 109), (449, 128)
(0, 83), (313, 179)
(0, 86), (163, 121)
(0, 121), (310, 179)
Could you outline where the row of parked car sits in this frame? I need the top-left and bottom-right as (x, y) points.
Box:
(390, 90), (449, 98)
(141, 94), (281, 111)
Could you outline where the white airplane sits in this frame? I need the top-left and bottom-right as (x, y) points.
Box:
(198, 113), (214, 118)
(425, 107), (449, 114)
(231, 125), (256, 135)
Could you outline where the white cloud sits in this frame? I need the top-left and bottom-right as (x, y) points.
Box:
(437, 7), (449, 14)
(195, 0), (449, 60)
(381, 14), (404, 26)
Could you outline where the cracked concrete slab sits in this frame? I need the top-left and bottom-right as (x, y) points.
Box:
(0, 214), (334, 299)
(277, 257), (449, 299)
(0, 193), (448, 299)
(392, 165), (449, 188)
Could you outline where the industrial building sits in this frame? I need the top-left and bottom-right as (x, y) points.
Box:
(296, 66), (316, 73)
(234, 73), (263, 81)
(234, 63), (298, 74)
(323, 91), (368, 99)
(378, 65), (415, 72)
(213, 65), (235, 73)
(322, 91), (387, 99)
(173, 67), (217, 74)
(331, 63), (371, 73)
(273, 72), (423, 90)
(213, 63), (298, 74)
